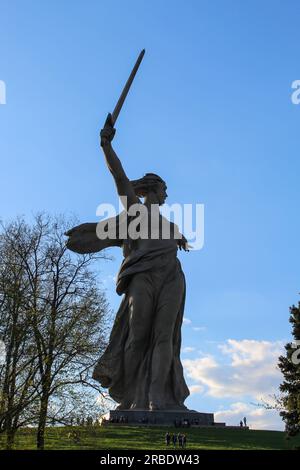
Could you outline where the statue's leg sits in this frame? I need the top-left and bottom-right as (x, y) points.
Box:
(122, 272), (154, 409)
(149, 270), (185, 409)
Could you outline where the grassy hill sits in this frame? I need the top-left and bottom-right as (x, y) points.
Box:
(1, 425), (300, 450)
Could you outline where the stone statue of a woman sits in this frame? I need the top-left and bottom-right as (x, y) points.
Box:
(66, 114), (190, 411)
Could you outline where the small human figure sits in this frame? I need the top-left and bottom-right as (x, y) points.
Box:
(178, 433), (183, 447)
(172, 433), (177, 447)
(243, 416), (247, 427)
(165, 432), (171, 446)
(182, 434), (187, 448)
(240, 420), (243, 427)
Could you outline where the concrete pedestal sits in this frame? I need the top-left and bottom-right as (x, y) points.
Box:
(104, 409), (215, 426)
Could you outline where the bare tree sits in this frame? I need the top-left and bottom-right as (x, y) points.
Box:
(0, 219), (41, 448)
(0, 215), (111, 449)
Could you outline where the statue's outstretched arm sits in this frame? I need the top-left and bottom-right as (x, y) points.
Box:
(100, 114), (139, 208)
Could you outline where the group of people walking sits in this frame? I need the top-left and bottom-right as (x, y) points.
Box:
(165, 432), (187, 448)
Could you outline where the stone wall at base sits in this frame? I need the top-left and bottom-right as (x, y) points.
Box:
(104, 409), (215, 426)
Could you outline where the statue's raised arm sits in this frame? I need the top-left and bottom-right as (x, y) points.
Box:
(100, 113), (139, 209)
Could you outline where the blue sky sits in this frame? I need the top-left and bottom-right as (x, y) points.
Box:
(1, 0), (300, 429)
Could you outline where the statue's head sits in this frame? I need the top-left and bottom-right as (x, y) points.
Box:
(131, 173), (168, 206)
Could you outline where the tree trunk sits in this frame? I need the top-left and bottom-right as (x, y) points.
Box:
(36, 396), (48, 450)
(6, 426), (16, 450)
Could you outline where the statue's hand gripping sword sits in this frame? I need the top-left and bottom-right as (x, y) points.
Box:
(104, 49), (145, 128)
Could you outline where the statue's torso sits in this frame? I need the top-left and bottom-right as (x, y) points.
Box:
(117, 208), (182, 295)
(122, 207), (180, 257)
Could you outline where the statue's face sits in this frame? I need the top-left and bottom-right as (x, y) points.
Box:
(156, 183), (168, 206)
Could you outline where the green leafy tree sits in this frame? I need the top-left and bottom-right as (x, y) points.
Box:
(278, 302), (300, 436)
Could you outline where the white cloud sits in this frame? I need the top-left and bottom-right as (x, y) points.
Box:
(182, 319), (207, 332)
(189, 384), (204, 395)
(182, 347), (196, 353)
(183, 339), (283, 400)
(219, 339), (283, 368)
(183, 339), (285, 430)
(215, 402), (284, 431)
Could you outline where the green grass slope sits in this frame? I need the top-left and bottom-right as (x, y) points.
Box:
(1, 425), (300, 450)
(0, 425), (300, 450)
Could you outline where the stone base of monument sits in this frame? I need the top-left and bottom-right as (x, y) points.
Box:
(102, 409), (221, 426)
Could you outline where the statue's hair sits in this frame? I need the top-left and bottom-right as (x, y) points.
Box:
(130, 173), (166, 197)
